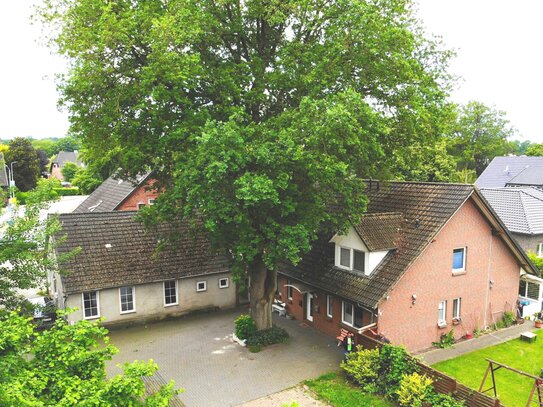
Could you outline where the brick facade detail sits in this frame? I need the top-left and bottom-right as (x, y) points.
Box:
(116, 179), (160, 211)
(278, 197), (523, 353)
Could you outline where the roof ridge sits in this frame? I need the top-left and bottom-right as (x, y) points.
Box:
(518, 192), (532, 234)
(371, 180), (473, 187)
(60, 210), (138, 219)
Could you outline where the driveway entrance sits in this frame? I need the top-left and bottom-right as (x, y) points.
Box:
(106, 307), (343, 406)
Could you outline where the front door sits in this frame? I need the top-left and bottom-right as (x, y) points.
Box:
(306, 292), (314, 322)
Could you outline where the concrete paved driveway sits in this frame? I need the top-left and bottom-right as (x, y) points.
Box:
(106, 307), (343, 407)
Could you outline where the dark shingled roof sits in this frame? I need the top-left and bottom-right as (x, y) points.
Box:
(353, 212), (402, 251)
(56, 211), (229, 293)
(280, 182), (477, 308)
(73, 173), (152, 213)
(476, 156), (543, 188)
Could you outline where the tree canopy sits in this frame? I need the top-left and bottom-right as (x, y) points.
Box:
(41, 0), (454, 328)
(0, 311), (177, 406)
(5, 137), (40, 192)
(61, 161), (79, 182)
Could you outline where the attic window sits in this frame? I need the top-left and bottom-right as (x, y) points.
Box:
(337, 246), (365, 273)
(340, 247), (350, 267)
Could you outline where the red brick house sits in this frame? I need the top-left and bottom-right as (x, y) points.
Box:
(278, 182), (538, 352)
(73, 172), (159, 213)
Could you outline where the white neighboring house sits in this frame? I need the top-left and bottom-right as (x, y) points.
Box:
(50, 211), (236, 325)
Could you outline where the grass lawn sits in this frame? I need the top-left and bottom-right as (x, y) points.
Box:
(433, 329), (543, 407)
(304, 372), (393, 407)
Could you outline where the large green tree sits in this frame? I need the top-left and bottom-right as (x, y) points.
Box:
(5, 137), (40, 192)
(447, 101), (516, 176)
(41, 0), (452, 329)
(0, 311), (176, 406)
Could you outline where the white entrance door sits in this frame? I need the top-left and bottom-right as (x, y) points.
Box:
(306, 293), (314, 322)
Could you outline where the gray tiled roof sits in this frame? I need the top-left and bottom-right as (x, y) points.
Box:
(476, 156), (543, 188)
(280, 181), (530, 309)
(507, 166), (543, 187)
(56, 211), (229, 293)
(73, 173), (151, 213)
(53, 151), (82, 167)
(479, 187), (543, 234)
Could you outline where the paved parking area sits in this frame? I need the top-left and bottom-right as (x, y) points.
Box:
(106, 307), (343, 406)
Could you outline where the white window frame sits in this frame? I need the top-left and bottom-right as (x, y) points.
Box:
(438, 300), (447, 324)
(196, 281), (207, 292)
(219, 277), (229, 289)
(519, 279), (540, 301)
(287, 278), (293, 299)
(342, 301), (354, 326)
(82, 291), (100, 320)
(137, 202), (145, 210)
(326, 295), (333, 318)
(452, 247), (466, 273)
(163, 280), (178, 307)
(452, 298), (461, 320)
(337, 246), (352, 270)
(148, 198), (156, 205)
(538, 243), (543, 258)
(119, 286), (136, 314)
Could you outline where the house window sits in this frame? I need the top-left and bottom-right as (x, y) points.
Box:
(452, 298), (461, 320)
(82, 291), (99, 319)
(452, 248), (466, 272)
(353, 250), (365, 273)
(520, 280), (540, 300)
(340, 247), (351, 268)
(219, 278), (229, 289)
(148, 199), (155, 205)
(137, 202), (145, 210)
(197, 281), (207, 292)
(438, 300), (447, 323)
(287, 278), (293, 299)
(164, 280), (178, 306)
(119, 286), (135, 314)
(326, 295), (333, 318)
(538, 243), (543, 258)
(342, 301), (354, 326)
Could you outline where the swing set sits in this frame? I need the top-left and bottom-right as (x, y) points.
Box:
(479, 359), (543, 406)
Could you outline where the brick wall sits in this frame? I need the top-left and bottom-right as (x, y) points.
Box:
(117, 179), (160, 211)
(277, 276), (373, 344)
(378, 198), (520, 352)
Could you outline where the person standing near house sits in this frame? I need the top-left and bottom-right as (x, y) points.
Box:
(343, 332), (354, 359)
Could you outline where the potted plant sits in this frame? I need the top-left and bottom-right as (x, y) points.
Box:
(535, 318), (543, 329)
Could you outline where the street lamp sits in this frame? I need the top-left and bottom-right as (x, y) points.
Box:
(8, 161), (17, 200)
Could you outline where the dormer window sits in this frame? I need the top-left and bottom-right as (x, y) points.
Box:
(337, 246), (365, 273)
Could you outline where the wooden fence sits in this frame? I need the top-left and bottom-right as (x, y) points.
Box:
(358, 335), (504, 407)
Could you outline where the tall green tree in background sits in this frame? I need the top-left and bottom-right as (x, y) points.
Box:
(447, 101), (516, 176)
(5, 137), (40, 192)
(526, 143), (543, 156)
(41, 0), (453, 329)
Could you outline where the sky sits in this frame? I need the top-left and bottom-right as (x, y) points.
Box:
(1, 1), (543, 142)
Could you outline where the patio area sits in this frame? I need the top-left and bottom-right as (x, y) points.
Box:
(106, 307), (343, 406)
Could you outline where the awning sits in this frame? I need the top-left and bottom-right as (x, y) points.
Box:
(285, 281), (313, 294)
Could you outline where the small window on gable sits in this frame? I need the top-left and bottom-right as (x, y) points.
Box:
(148, 199), (156, 205)
(219, 278), (229, 289)
(340, 247), (351, 268)
(197, 281), (207, 292)
(353, 250), (365, 273)
(137, 202), (145, 210)
(452, 248), (466, 272)
(538, 243), (543, 258)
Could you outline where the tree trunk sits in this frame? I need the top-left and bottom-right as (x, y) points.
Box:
(249, 255), (276, 331)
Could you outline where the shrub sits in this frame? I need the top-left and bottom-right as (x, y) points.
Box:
(426, 392), (465, 407)
(246, 325), (289, 347)
(53, 187), (81, 196)
(501, 311), (515, 328)
(432, 329), (455, 349)
(340, 346), (380, 392)
(377, 344), (418, 397)
(396, 372), (433, 407)
(234, 314), (256, 340)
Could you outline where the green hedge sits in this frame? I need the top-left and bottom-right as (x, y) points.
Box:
(52, 187), (82, 196)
